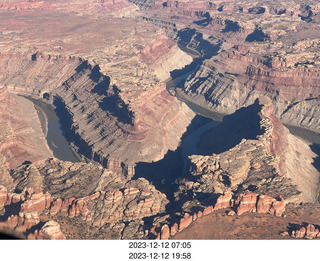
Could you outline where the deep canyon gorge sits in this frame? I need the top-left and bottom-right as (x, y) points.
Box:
(1, 0), (320, 241)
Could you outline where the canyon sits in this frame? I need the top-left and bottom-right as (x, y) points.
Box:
(0, 0), (320, 241)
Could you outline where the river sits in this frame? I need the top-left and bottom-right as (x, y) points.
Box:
(25, 97), (79, 163)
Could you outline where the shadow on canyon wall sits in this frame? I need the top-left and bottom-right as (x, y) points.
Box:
(53, 97), (93, 160)
(175, 28), (221, 59)
(197, 99), (264, 155)
(134, 116), (214, 205)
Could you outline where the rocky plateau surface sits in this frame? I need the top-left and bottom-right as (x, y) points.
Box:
(0, 7), (195, 177)
(176, 97), (320, 207)
(135, 0), (320, 133)
(1, 0), (320, 240)
(0, 158), (168, 239)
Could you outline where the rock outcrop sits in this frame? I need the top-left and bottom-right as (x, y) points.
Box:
(136, 0), (320, 133)
(289, 223), (320, 239)
(0, 158), (168, 239)
(0, 87), (53, 169)
(149, 190), (286, 239)
(0, 12), (194, 175)
(181, 97), (319, 204)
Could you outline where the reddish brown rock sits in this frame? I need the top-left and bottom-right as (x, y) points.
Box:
(38, 221), (66, 240)
(0, 185), (8, 208)
(179, 213), (193, 231)
(213, 191), (232, 211)
(305, 224), (320, 239)
(293, 226), (306, 239)
(203, 206), (214, 216)
(50, 198), (63, 216)
(0, 212), (40, 231)
(256, 194), (274, 213)
(160, 224), (170, 240)
(227, 210), (236, 216)
(270, 196), (285, 217)
(291, 223), (320, 239)
(192, 213), (197, 221)
(170, 223), (178, 237)
(20, 189), (53, 213)
(236, 192), (258, 215)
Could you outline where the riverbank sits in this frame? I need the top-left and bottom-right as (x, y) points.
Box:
(24, 96), (79, 163)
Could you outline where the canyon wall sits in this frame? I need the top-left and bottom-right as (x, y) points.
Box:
(135, 0), (320, 133)
(0, 10), (194, 176)
(177, 97), (319, 205)
(0, 158), (169, 239)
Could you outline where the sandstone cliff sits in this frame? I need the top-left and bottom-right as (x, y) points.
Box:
(0, 10), (194, 176)
(177, 97), (319, 205)
(0, 158), (169, 239)
(136, 0), (320, 133)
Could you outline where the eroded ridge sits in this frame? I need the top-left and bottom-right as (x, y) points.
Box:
(0, 158), (169, 239)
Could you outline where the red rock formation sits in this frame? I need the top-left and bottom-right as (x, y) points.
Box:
(234, 192), (285, 216)
(0, 87), (53, 169)
(269, 196), (285, 217)
(235, 192), (258, 215)
(256, 194), (274, 213)
(290, 223), (320, 239)
(160, 224), (170, 240)
(29, 221), (66, 240)
(0, 212), (40, 231)
(0, 185), (8, 209)
(20, 189), (53, 213)
(203, 206), (214, 216)
(213, 191), (232, 211)
(170, 223), (178, 237)
(178, 213), (193, 231)
(50, 198), (63, 216)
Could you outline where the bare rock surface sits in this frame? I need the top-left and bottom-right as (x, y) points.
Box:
(178, 98), (319, 205)
(0, 87), (53, 170)
(1, 0), (320, 241)
(134, 0), (320, 133)
(0, 7), (194, 175)
(0, 159), (169, 239)
(172, 203), (320, 240)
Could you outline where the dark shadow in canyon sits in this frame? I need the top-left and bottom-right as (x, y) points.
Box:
(197, 99), (264, 155)
(99, 94), (134, 126)
(175, 28), (221, 59)
(222, 20), (241, 33)
(170, 58), (202, 79)
(245, 28), (270, 42)
(193, 12), (212, 26)
(53, 97), (93, 160)
(248, 6), (266, 14)
(134, 115), (218, 214)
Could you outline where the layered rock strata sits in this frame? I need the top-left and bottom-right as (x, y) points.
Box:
(0, 10), (194, 176)
(135, 0), (320, 133)
(149, 191), (285, 240)
(0, 159), (168, 239)
(289, 223), (320, 239)
(0, 87), (53, 170)
(181, 97), (319, 204)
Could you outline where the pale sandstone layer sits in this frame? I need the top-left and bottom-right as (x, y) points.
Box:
(0, 87), (53, 171)
(177, 97), (319, 206)
(133, 0), (320, 133)
(0, 10), (194, 175)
